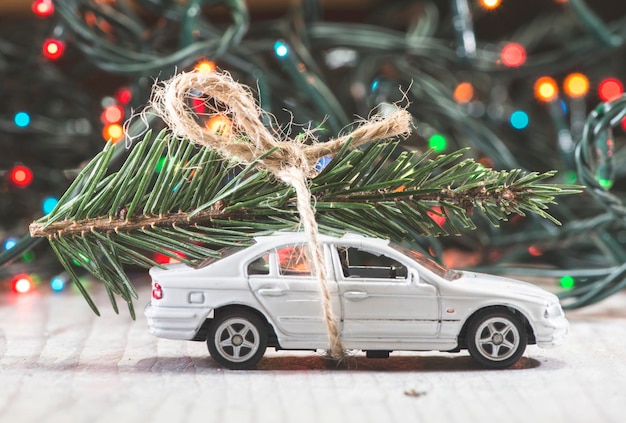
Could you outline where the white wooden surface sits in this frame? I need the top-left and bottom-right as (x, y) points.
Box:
(1, 279), (626, 423)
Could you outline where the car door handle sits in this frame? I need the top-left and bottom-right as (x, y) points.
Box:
(344, 290), (368, 300)
(258, 288), (285, 297)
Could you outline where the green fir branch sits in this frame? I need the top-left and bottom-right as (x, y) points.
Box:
(30, 129), (580, 316)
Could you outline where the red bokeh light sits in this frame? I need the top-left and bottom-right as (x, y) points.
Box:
(101, 105), (124, 124)
(501, 43), (526, 67)
(43, 39), (65, 60)
(32, 0), (54, 17)
(598, 78), (624, 102)
(10, 165), (34, 188)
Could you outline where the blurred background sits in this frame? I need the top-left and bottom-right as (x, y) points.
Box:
(1, 0), (626, 310)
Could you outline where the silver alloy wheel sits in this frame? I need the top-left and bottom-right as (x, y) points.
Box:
(214, 317), (261, 363)
(474, 316), (520, 362)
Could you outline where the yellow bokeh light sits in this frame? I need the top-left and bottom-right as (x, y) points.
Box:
(103, 123), (124, 142)
(480, 0), (502, 9)
(534, 76), (558, 102)
(195, 60), (216, 74)
(564, 73), (589, 98)
(206, 115), (232, 137)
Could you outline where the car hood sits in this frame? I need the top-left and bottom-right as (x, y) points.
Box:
(454, 271), (559, 303)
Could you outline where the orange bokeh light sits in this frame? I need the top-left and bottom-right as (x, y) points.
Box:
(453, 82), (474, 104)
(534, 76), (558, 102)
(563, 73), (589, 98)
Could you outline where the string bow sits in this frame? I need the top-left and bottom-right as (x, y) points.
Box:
(151, 71), (411, 358)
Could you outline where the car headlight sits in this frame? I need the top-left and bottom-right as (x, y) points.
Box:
(544, 302), (564, 318)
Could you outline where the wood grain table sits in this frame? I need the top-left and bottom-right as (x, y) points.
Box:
(1, 277), (625, 423)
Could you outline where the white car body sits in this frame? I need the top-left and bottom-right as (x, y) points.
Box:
(145, 232), (568, 369)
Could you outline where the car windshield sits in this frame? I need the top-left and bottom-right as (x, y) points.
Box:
(192, 243), (250, 269)
(390, 242), (462, 281)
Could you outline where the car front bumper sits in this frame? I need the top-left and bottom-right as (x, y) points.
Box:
(144, 302), (212, 340)
(535, 313), (569, 348)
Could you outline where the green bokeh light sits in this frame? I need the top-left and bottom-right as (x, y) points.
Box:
(428, 134), (447, 152)
(598, 177), (613, 190)
(560, 275), (575, 289)
(563, 170), (577, 184)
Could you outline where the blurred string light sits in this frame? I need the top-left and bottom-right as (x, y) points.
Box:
(480, 0), (502, 10)
(42, 197), (59, 214)
(564, 72), (590, 98)
(560, 275), (575, 289)
(206, 115), (232, 136)
(12, 274), (33, 294)
(534, 76), (559, 102)
(42, 38), (65, 61)
(50, 274), (67, 292)
(195, 60), (216, 73)
(509, 110), (529, 130)
(274, 41), (289, 58)
(453, 82), (474, 103)
(501, 43), (526, 67)
(102, 123), (124, 143)
(32, 0), (54, 18)
(598, 78), (624, 102)
(101, 105), (124, 124)
(428, 134), (447, 152)
(9, 165), (34, 188)
(14, 112), (31, 128)
(3, 238), (18, 251)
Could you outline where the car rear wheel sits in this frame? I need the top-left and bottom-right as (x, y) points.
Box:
(207, 309), (268, 370)
(467, 309), (527, 369)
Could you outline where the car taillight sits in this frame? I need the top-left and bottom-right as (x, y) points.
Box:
(152, 282), (163, 300)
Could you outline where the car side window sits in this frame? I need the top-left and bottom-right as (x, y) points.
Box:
(338, 246), (407, 279)
(247, 253), (270, 276)
(276, 245), (311, 277)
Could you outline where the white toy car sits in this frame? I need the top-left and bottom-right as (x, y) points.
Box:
(144, 232), (568, 369)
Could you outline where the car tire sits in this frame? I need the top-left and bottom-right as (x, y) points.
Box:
(466, 309), (528, 369)
(207, 309), (268, 370)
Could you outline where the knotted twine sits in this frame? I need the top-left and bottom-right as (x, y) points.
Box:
(150, 71), (411, 359)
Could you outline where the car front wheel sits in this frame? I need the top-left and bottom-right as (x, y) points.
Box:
(466, 309), (527, 369)
(207, 309), (268, 370)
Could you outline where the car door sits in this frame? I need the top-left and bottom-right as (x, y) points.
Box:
(248, 243), (340, 345)
(334, 245), (440, 340)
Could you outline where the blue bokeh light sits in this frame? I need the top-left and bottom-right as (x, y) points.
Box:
(3, 237), (18, 250)
(14, 111), (31, 128)
(42, 196), (59, 214)
(510, 110), (529, 130)
(274, 41), (289, 58)
(316, 156), (333, 171)
(50, 276), (65, 292)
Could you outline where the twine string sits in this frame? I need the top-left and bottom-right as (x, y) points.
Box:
(151, 71), (411, 359)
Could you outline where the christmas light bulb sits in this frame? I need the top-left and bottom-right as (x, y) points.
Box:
(480, 0), (502, 9)
(12, 275), (33, 294)
(428, 134), (447, 152)
(534, 76), (558, 102)
(32, 0), (54, 17)
(453, 82), (474, 104)
(427, 206), (446, 226)
(3, 237), (18, 250)
(10, 165), (34, 188)
(501, 43), (526, 67)
(14, 111), (31, 127)
(101, 105), (124, 124)
(50, 275), (66, 292)
(43, 39), (65, 60)
(510, 110), (529, 130)
(206, 115), (232, 137)
(598, 78), (623, 102)
(115, 87), (132, 105)
(564, 73), (589, 98)
(274, 41), (289, 58)
(103, 123), (124, 143)
(195, 60), (216, 73)
(42, 196), (59, 214)
(560, 275), (575, 289)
